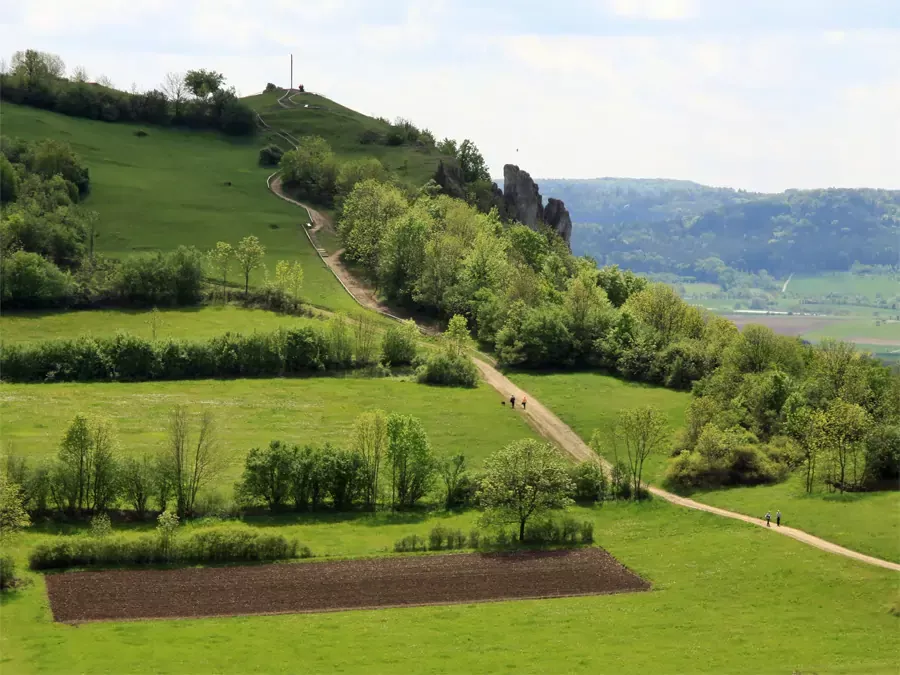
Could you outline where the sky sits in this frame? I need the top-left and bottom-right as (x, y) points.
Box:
(2, 0), (899, 192)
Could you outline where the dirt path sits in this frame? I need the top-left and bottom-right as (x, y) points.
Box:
(265, 140), (899, 573)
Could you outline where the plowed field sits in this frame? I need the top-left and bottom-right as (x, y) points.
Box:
(45, 548), (648, 623)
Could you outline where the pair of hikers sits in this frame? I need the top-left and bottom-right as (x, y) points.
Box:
(765, 511), (781, 527)
(509, 394), (526, 410)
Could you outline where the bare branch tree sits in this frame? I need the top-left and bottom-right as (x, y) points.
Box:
(71, 65), (88, 82)
(610, 406), (668, 499)
(161, 71), (187, 118)
(166, 406), (223, 517)
(96, 74), (114, 88)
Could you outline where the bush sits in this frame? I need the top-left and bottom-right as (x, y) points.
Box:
(393, 534), (426, 553)
(258, 144), (284, 167)
(0, 554), (18, 590)
(380, 320), (419, 366)
(416, 352), (478, 387)
(113, 246), (204, 307)
(569, 462), (608, 503)
(0, 250), (74, 309)
(29, 526), (308, 570)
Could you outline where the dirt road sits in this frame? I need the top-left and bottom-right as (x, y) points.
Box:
(267, 158), (900, 573)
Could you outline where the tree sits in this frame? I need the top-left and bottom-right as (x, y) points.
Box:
(279, 135), (338, 204)
(478, 439), (574, 541)
(164, 406), (222, 517)
(207, 241), (234, 296)
(610, 406), (668, 498)
(380, 320), (419, 366)
(0, 154), (18, 203)
(820, 399), (871, 493)
(184, 69), (224, 99)
(11, 49), (65, 86)
(70, 65), (88, 83)
(624, 283), (703, 343)
(0, 474), (30, 535)
(353, 410), (388, 510)
(161, 71), (187, 118)
(120, 456), (154, 518)
(339, 179), (408, 271)
(457, 139), (490, 184)
(353, 310), (379, 366)
(336, 158), (388, 199)
(438, 454), (468, 509)
(50, 414), (119, 515)
(386, 414), (435, 509)
(236, 441), (294, 510)
(95, 74), (114, 88)
(443, 314), (472, 359)
(273, 260), (304, 300)
(235, 235), (265, 293)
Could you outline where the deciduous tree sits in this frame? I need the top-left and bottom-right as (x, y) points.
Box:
(235, 235), (265, 293)
(610, 406), (668, 498)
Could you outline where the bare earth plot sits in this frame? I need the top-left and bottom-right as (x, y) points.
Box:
(45, 549), (648, 623)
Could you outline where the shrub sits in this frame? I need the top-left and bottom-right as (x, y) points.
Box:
(0, 250), (74, 309)
(428, 525), (447, 550)
(569, 462), (608, 503)
(29, 526), (308, 570)
(134, 129), (149, 137)
(416, 352), (478, 387)
(258, 144), (284, 167)
(0, 554), (18, 590)
(380, 320), (419, 366)
(393, 534), (426, 553)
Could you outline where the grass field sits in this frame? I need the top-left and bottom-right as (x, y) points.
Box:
(788, 272), (899, 299)
(0, 103), (359, 314)
(246, 90), (446, 189)
(0, 377), (539, 487)
(1, 501), (897, 674)
(507, 370), (690, 482)
(507, 370), (900, 562)
(0, 305), (333, 345)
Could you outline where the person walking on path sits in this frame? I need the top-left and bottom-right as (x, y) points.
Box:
(776, 510), (781, 527)
(522, 396), (527, 411)
(765, 511), (771, 527)
(510, 394), (516, 409)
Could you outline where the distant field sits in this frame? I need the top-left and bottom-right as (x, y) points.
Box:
(0, 306), (332, 345)
(0, 378), (539, 487)
(3, 501), (897, 674)
(788, 272), (899, 298)
(0, 103), (358, 314)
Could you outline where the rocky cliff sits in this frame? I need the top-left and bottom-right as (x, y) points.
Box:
(502, 164), (572, 246)
(433, 161), (572, 247)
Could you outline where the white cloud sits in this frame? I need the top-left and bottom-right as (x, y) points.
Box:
(607, 0), (695, 21)
(823, 30), (846, 45)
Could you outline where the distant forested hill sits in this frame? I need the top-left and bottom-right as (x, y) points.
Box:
(529, 178), (900, 279)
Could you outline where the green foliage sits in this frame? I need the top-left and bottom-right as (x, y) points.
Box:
(279, 135), (338, 205)
(568, 462), (608, 503)
(1, 153), (19, 202)
(380, 320), (419, 366)
(0, 473), (31, 535)
(478, 439), (574, 541)
(113, 246), (205, 306)
(339, 179), (408, 271)
(258, 144), (284, 167)
(562, 179), (900, 277)
(235, 235), (266, 293)
(386, 413), (435, 509)
(0, 554), (17, 590)
(416, 351), (479, 388)
(0, 250), (74, 308)
(183, 69), (224, 99)
(29, 524), (307, 570)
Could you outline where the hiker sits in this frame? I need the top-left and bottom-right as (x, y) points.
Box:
(765, 511), (771, 527)
(510, 394), (516, 408)
(776, 510), (781, 527)
(522, 396), (527, 411)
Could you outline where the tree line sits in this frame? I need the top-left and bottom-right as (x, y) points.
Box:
(1, 50), (255, 135)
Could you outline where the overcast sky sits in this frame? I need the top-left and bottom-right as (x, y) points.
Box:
(3, 0), (899, 192)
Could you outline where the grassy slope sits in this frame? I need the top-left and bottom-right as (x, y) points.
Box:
(0, 103), (358, 314)
(0, 378), (539, 486)
(247, 90), (448, 189)
(0, 305), (331, 345)
(508, 370), (900, 562)
(2, 502), (897, 675)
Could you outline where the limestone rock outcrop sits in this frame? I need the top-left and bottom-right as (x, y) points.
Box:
(502, 164), (572, 246)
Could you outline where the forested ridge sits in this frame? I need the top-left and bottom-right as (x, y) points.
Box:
(531, 178), (900, 280)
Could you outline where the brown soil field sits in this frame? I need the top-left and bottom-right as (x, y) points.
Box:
(722, 314), (840, 336)
(45, 548), (648, 623)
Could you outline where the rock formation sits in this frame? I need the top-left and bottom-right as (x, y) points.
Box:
(433, 161), (573, 248)
(502, 164), (572, 246)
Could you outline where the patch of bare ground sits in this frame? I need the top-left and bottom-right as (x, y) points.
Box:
(45, 548), (648, 623)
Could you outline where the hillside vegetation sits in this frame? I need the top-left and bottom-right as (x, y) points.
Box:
(545, 178), (899, 280)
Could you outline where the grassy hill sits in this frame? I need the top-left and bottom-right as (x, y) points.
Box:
(246, 89), (450, 189)
(0, 102), (358, 313)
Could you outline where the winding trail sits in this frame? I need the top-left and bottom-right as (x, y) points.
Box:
(264, 101), (899, 572)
